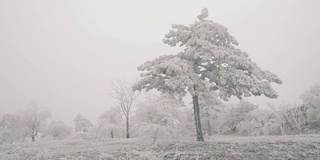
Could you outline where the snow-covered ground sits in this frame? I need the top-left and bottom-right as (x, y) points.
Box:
(1, 134), (320, 159)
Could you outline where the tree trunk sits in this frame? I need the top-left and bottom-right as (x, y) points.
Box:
(31, 134), (35, 142)
(207, 120), (212, 136)
(126, 115), (130, 138)
(110, 129), (114, 138)
(192, 95), (204, 141)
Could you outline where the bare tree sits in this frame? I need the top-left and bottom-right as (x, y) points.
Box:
(19, 101), (51, 142)
(111, 80), (139, 138)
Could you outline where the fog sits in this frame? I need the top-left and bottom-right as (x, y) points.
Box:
(1, 0), (320, 126)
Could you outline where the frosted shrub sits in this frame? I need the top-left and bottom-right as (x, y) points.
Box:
(72, 131), (89, 140)
(131, 123), (177, 144)
(131, 94), (185, 142)
(72, 131), (95, 140)
(237, 120), (262, 136)
(97, 107), (123, 139)
(262, 121), (283, 135)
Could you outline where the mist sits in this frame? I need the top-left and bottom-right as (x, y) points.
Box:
(1, 0), (320, 126)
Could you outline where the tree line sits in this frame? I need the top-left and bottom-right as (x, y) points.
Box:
(1, 81), (319, 144)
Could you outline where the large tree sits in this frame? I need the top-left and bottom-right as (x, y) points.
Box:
(133, 8), (282, 141)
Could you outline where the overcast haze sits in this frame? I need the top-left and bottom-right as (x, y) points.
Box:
(1, 0), (320, 125)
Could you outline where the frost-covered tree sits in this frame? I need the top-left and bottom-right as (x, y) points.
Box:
(0, 114), (26, 144)
(19, 102), (51, 142)
(199, 91), (223, 136)
(131, 93), (184, 142)
(301, 82), (320, 108)
(220, 100), (258, 133)
(133, 8), (282, 141)
(111, 80), (139, 138)
(134, 94), (183, 127)
(74, 113), (94, 133)
(46, 121), (72, 140)
(301, 82), (320, 122)
(97, 107), (123, 139)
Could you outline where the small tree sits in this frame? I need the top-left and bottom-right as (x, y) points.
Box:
(131, 94), (184, 142)
(0, 114), (25, 144)
(199, 91), (223, 136)
(73, 114), (95, 140)
(111, 80), (139, 138)
(74, 113), (94, 133)
(279, 104), (307, 134)
(301, 82), (320, 108)
(301, 82), (320, 122)
(220, 101), (258, 133)
(97, 107), (123, 139)
(19, 102), (51, 142)
(46, 121), (72, 140)
(133, 8), (282, 141)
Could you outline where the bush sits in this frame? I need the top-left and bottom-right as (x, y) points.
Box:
(237, 120), (263, 136)
(131, 123), (177, 144)
(72, 132), (95, 140)
(262, 121), (283, 135)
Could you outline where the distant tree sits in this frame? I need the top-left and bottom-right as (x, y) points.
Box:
(199, 91), (223, 136)
(0, 114), (25, 144)
(18, 102), (51, 142)
(177, 107), (197, 137)
(279, 104), (309, 134)
(46, 121), (72, 140)
(301, 82), (320, 108)
(301, 82), (320, 122)
(133, 8), (282, 141)
(74, 113), (94, 133)
(220, 100), (258, 133)
(131, 94), (184, 143)
(134, 94), (183, 127)
(97, 107), (123, 139)
(111, 80), (139, 138)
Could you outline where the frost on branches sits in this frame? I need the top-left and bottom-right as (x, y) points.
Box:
(97, 107), (123, 139)
(131, 94), (184, 143)
(133, 8), (282, 141)
(18, 102), (51, 142)
(73, 114), (95, 139)
(301, 82), (320, 126)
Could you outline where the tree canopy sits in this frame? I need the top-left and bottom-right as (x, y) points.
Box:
(133, 8), (282, 100)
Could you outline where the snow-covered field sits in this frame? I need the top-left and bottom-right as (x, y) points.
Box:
(1, 134), (320, 160)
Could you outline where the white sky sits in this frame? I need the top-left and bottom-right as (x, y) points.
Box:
(1, 0), (320, 126)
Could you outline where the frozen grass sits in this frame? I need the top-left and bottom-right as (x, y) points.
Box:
(1, 135), (320, 159)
